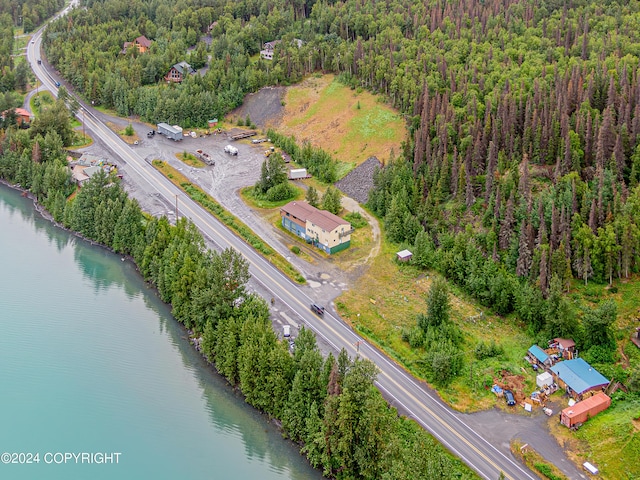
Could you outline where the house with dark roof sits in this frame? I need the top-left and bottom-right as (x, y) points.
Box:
(121, 35), (151, 54)
(165, 61), (196, 83)
(280, 201), (352, 254)
(550, 358), (610, 400)
(551, 338), (577, 359)
(260, 40), (281, 60)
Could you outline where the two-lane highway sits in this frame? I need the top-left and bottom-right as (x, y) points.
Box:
(27, 21), (538, 480)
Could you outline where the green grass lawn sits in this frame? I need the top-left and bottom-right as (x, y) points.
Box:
(280, 74), (405, 166)
(177, 152), (206, 168)
(240, 185), (304, 209)
(547, 395), (640, 480)
(30, 91), (55, 116)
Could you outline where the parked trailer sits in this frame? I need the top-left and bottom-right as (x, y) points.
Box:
(583, 462), (599, 475)
(230, 131), (256, 140)
(224, 145), (238, 156)
(561, 392), (611, 428)
(157, 123), (183, 141)
(195, 149), (215, 166)
(288, 168), (310, 180)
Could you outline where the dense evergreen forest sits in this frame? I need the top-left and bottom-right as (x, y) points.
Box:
(39, 0), (640, 384)
(0, 0), (63, 33)
(1, 0), (62, 99)
(0, 105), (476, 478)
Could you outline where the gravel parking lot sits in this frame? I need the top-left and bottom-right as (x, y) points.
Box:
(78, 113), (356, 349)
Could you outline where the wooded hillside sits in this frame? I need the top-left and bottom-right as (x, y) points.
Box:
(42, 0), (640, 358)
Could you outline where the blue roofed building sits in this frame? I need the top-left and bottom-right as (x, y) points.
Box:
(550, 358), (610, 400)
(527, 345), (551, 367)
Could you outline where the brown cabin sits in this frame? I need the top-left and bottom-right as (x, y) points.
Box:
(165, 61), (195, 83)
(121, 35), (151, 54)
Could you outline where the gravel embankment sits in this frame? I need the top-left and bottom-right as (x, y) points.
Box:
(335, 156), (382, 204)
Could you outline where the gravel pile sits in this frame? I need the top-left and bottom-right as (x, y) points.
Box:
(230, 86), (287, 129)
(335, 156), (382, 204)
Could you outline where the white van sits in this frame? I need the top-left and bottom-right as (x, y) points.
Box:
(283, 325), (291, 338)
(583, 462), (599, 475)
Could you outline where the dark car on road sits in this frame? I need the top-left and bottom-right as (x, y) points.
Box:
(310, 304), (325, 315)
(504, 390), (516, 406)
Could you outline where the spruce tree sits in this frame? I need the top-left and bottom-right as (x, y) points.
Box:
(306, 186), (319, 207)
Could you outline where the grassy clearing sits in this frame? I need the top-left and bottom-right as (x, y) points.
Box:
(240, 185), (305, 209)
(13, 35), (28, 55)
(335, 233), (537, 412)
(280, 74), (405, 166)
(571, 276), (640, 334)
(562, 396), (640, 479)
(29, 91), (55, 116)
(93, 105), (120, 117)
(68, 131), (92, 149)
(152, 160), (306, 284)
(105, 122), (140, 144)
(177, 152), (205, 168)
(511, 440), (569, 480)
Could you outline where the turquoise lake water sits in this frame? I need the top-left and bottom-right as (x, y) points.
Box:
(0, 184), (321, 480)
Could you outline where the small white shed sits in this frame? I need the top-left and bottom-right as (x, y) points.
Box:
(396, 249), (413, 262)
(536, 371), (553, 388)
(583, 462), (599, 475)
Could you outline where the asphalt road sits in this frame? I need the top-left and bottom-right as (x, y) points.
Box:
(27, 21), (540, 480)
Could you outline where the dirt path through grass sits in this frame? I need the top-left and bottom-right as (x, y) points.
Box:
(341, 195), (381, 270)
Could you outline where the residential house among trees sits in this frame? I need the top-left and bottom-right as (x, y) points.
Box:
(121, 35), (151, 54)
(165, 61), (195, 83)
(260, 39), (303, 60)
(280, 201), (352, 254)
(1, 108), (33, 126)
(550, 358), (610, 400)
(260, 40), (281, 60)
(551, 338), (577, 360)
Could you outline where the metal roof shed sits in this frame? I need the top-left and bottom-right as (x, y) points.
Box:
(396, 249), (413, 262)
(157, 123), (183, 141)
(528, 345), (550, 365)
(536, 372), (553, 388)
